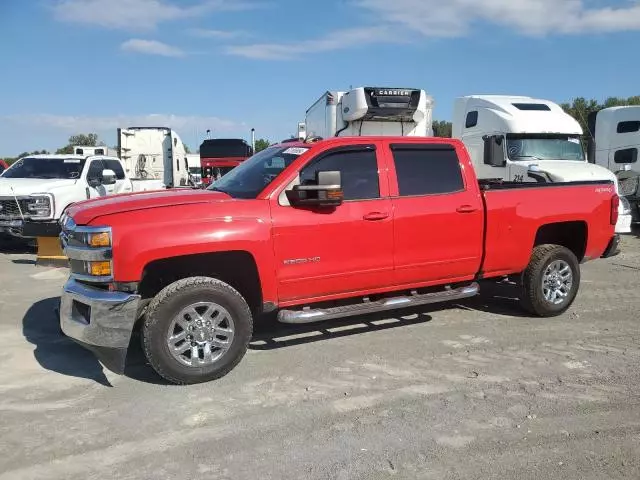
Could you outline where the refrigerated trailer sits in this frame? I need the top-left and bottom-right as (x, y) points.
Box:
(304, 87), (433, 139)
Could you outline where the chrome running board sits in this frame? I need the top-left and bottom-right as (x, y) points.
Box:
(278, 282), (479, 324)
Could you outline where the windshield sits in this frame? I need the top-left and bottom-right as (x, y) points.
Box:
(207, 145), (310, 199)
(506, 134), (585, 161)
(2, 157), (86, 179)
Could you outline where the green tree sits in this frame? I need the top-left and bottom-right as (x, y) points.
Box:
(433, 120), (452, 138)
(3, 149), (50, 165)
(254, 138), (271, 153)
(184, 143), (191, 154)
(56, 133), (101, 154)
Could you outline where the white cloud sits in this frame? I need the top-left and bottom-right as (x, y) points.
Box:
(52, 0), (259, 31)
(225, 26), (397, 60)
(121, 39), (185, 57)
(228, 0), (640, 61)
(3, 113), (240, 133)
(189, 28), (248, 39)
(354, 0), (640, 37)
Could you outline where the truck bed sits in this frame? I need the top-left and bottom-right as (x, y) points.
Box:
(479, 179), (615, 279)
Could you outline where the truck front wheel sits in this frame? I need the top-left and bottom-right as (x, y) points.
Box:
(520, 244), (580, 317)
(142, 277), (253, 384)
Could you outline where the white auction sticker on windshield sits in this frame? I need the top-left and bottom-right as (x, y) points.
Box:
(568, 138), (580, 144)
(64, 159), (82, 163)
(283, 147), (309, 155)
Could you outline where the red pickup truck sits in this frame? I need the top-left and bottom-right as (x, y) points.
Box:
(59, 136), (620, 384)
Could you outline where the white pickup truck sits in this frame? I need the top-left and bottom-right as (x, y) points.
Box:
(0, 153), (164, 238)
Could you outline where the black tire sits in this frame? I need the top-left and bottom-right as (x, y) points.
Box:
(142, 277), (253, 385)
(520, 244), (580, 317)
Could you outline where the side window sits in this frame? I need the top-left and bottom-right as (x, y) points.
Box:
(391, 146), (465, 196)
(465, 111), (478, 128)
(299, 148), (379, 201)
(87, 160), (105, 180)
(95, 148), (106, 155)
(103, 159), (126, 179)
(617, 121), (640, 134)
(614, 148), (638, 164)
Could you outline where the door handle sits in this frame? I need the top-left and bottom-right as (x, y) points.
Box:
(456, 205), (478, 214)
(363, 212), (389, 221)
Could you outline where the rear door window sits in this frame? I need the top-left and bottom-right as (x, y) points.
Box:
(390, 145), (464, 196)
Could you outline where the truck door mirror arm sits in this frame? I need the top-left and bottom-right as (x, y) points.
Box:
(483, 135), (506, 167)
(286, 170), (344, 208)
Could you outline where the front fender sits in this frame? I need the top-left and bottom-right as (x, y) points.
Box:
(93, 202), (277, 304)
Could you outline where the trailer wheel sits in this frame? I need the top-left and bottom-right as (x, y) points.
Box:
(142, 277), (253, 385)
(520, 244), (580, 317)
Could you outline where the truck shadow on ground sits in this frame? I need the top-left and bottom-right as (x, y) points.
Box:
(22, 297), (113, 387)
(0, 235), (36, 261)
(249, 281), (530, 351)
(23, 282), (529, 386)
(249, 307), (434, 351)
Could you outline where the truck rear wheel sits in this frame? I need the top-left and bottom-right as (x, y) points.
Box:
(142, 277), (253, 384)
(520, 244), (580, 317)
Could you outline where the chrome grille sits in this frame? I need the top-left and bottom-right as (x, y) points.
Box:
(0, 197), (28, 219)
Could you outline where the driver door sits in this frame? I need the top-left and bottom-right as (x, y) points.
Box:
(270, 143), (395, 303)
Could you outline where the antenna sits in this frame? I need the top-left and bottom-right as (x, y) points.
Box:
(206, 129), (211, 139)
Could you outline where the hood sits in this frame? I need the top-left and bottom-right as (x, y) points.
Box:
(514, 160), (618, 189)
(67, 188), (232, 225)
(0, 178), (76, 196)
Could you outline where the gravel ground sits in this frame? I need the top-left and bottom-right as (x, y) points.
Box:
(0, 234), (638, 480)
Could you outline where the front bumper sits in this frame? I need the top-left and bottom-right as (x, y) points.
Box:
(0, 219), (61, 238)
(60, 278), (141, 374)
(601, 234), (621, 259)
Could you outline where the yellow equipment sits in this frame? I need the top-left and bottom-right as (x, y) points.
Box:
(35, 236), (68, 268)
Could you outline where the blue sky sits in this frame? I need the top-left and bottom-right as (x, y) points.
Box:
(1, 0), (640, 156)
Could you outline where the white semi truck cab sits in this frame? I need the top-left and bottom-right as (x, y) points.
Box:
(304, 87), (433, 139)
(452, 95), (632, 234)
(118, 127), (190, 188)
(588, 106), (640, 222)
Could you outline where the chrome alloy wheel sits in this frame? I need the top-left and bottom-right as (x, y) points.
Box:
(541, 260), (573, 305)
(167, 302), (235, 367)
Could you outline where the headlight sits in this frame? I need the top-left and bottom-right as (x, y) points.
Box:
(619, 196), (631, 216)
(619, 176), (639, 197)
(26, 194), (53, 219)
(87, 261), (112, 277)
(87, 231), (111, 247)
(62, 223), (114, 282)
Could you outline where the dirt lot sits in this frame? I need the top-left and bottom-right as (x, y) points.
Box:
(0, 234), (639, 480)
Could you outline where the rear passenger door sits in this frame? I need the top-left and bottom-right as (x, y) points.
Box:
(385, 142), (484, 285)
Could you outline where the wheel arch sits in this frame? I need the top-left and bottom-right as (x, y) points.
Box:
(138, 250), (263, 316)
(533, 221), (588, 262)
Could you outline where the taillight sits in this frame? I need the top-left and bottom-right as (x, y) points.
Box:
(610, 194), (619, 226)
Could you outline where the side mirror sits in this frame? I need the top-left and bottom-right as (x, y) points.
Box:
(101, 169), (117, 185)
(483, 135), (506, 167)
(286, 170), (343, 207)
